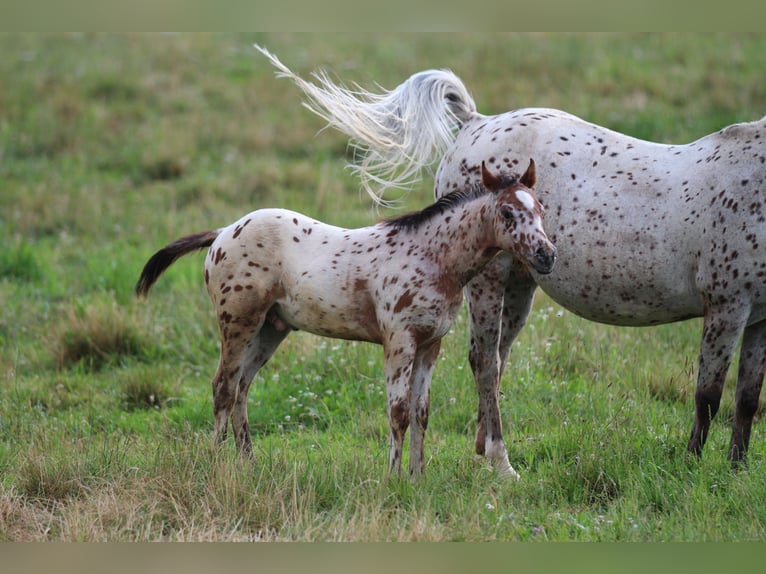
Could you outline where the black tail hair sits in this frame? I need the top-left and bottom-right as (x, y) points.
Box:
(135, 230), (219, 297)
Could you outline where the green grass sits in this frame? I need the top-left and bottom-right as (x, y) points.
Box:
(1, 33), (766, 541)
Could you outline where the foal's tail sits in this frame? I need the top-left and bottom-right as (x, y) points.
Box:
(135, 230), (219, 297)
(254, 44), (478, 207)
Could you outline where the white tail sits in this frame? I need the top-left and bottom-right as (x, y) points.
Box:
(254, 44), (478, 206)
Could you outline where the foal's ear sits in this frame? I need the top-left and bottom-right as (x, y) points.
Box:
(520, 158), (537, 189)
(481, 161), (503, 192)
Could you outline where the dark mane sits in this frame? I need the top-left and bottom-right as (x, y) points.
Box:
(383, 183), (494, 231)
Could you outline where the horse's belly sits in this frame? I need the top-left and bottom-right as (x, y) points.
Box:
(276, 292), (383, 344)
(535, 267), (704, 326)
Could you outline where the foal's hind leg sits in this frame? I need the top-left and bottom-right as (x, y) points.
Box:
(230, 321), (291, 455)
(211, 311), (277, 455)
(408, 339), (441, 477)
(212, 332), (253, 449)
(687, 302), (750, 456)
(466, 256), (535, 479)
(728, 319), (766, 465)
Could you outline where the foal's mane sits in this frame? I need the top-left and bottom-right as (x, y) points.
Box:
(382, 184), (480, 231)
(382, 173), (521, 231)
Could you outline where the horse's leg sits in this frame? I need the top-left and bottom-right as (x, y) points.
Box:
(687, 302), (750, 456)
(466, 255), (535, 479)
(211, 310), (269, 451)
(211, 331), (254, 449)
(497, 272), (538, 393)
(466, 266), (504, 458)
(383, 331), (417, 475)
(728, 318), (766, 465)
(230, 321), (290, 456)
(408, 338), (442, 478)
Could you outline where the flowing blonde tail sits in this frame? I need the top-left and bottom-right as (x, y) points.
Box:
(254, 44), (477, 207)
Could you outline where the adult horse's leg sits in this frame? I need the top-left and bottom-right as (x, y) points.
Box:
(230, 321), (290, 456)
(728, 319), (766, 465)
(408, 338), (442, 477)
(687, 302), (751, 456)
(466, 255), (536, 478)
(383, 331), (417, 475)
(497, 271), (539, 392)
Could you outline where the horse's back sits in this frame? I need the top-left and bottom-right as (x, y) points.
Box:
(440, 109), (765, 186)
(437, 108), (671, 192)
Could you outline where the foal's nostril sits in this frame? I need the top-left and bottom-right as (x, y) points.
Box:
(534, 245), (557, 274)
(537, 245), (555, 261)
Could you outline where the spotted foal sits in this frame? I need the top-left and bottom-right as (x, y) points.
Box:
(136, 160), (555, 477)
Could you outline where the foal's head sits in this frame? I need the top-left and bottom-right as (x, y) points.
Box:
(483, 159), (557, 275)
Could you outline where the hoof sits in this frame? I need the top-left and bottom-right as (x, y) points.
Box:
(493, 458), (520, 480)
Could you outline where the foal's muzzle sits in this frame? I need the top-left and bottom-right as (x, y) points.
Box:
(531, 244), (557, 275)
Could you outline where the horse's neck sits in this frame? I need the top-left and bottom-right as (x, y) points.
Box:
(421, 196), (499, 286)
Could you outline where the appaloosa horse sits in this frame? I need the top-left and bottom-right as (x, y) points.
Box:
(136, 160), (556, 477)
(256, 46), (766, 477)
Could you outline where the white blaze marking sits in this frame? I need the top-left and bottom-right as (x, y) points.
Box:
(515, 189), (536, 213)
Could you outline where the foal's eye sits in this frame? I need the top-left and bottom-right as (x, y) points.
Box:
(499, 206), (515, 220)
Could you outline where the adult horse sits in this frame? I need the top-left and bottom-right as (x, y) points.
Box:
(256, 46), (766, 478)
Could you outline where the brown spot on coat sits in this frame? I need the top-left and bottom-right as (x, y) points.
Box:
(393, 289), (415, 313)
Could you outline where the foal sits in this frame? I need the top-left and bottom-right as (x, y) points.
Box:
(136, 160), (556, 476)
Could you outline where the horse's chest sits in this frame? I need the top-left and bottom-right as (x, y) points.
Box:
(385, 282), (462, 338)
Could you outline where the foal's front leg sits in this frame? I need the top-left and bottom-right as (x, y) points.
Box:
(408, 339), (442, 477)
(383, 331), (417, 475)
(465, 256), (534, 479)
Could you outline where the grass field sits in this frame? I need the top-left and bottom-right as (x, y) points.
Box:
(1, 33), (766, 541)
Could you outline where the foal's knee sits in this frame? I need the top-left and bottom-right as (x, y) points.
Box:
(390, 396), (410, 435)
(387, 396), (410, 471)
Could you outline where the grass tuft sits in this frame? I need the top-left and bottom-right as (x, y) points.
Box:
(121, 369), (176, 411)
(0, 240), (44, 282)
(16, 450), (87, 503)
(50, 298), (150, 371)
(141, 157), (186, 181)
(87, 76), (142, 103)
